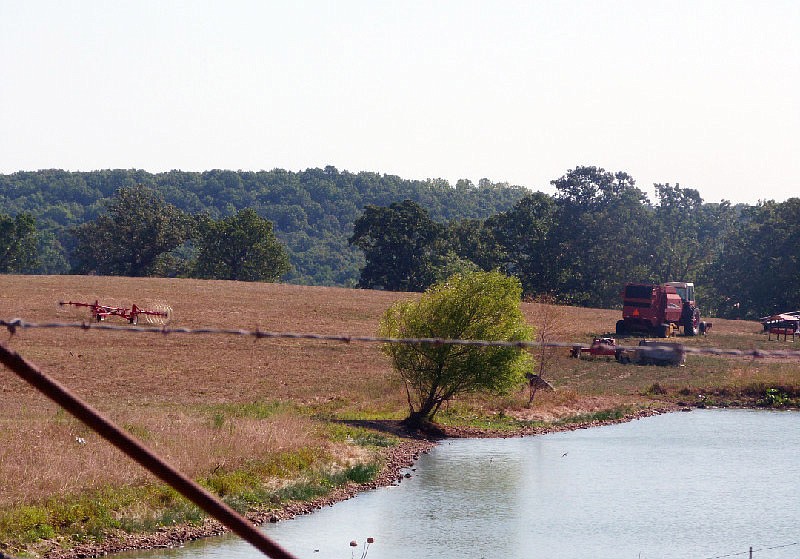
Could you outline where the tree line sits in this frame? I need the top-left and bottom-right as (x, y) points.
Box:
(0, 167), (523, 285)
(3, 184), (290, 282)
(1, 165), (798, 320)
(350, 166), (799, 320)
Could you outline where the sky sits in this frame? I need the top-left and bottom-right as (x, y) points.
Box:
(1, 1), (798, 205)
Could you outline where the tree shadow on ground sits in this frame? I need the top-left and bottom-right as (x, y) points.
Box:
(333, 418), (447, 440)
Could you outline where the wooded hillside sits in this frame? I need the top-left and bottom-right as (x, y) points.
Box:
(0, 168), (526, 285)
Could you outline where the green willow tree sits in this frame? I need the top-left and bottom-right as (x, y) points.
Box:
(193, 209), (291, 282)
(379, 271), (533, 427)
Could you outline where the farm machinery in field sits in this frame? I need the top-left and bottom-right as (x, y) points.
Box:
(759, 311), (800, 340)
(615, 281), (711, 338)
(569, 281), (707, 366)
(570, 337), (630, 363)
(59, 300), (173, 325)
(569, 336), (685, 366)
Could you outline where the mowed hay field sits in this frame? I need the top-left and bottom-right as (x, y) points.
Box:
(1, 275), (415, 407)
(0, 275), (796, 515)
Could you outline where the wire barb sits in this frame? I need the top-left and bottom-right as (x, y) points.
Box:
(1, 318), (22, 336)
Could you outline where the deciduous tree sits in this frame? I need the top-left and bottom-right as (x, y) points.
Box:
(525, 294), (564, 406)
(484, 192), (557, 295)
(349, 200), (443, 291)
(550, 166), (652, 307)
(70, 185), (194, 276)
(704, 198), (800, 318)
(0, 212), (39, 273)
(379, 271), (533, 427)
(193, 209), (291, 282)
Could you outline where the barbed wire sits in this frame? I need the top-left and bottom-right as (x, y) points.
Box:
(703, 541), (798, 558)
(3, 318), (800, 359)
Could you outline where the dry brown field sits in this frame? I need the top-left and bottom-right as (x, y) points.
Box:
(0, 275), (797, 530)
(0, 275), (417, 510)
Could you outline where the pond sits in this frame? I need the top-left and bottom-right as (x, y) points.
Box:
(120, 409), (800, 559)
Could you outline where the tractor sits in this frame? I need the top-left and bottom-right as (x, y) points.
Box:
(615, 282), (710, 338)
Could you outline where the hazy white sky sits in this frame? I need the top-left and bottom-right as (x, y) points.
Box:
(2, 1), (798, 205)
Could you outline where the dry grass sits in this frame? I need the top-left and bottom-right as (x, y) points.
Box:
(0, 276), (410, 509)
(0, 275), (797, 512)
(0, 407), (318, 507)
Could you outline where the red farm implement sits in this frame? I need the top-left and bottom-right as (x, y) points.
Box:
(570, 337), (631, 363)
(569, 336), (685, 366)
(59, 300), (173, 325)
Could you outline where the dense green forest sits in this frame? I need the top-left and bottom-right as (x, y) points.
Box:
(1, 166), (799, 320)
(0, 167), (526, 284)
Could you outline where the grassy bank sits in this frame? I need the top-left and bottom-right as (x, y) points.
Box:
(1, 275), (798, 557)
(0, 435), (385, 556)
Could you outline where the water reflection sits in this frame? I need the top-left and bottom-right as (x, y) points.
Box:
(119, 409), (800, 559)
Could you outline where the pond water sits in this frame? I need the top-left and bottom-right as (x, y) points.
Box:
(120, 409), (800, 559)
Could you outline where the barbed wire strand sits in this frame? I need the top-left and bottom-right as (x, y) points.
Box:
(703, 541), (798, 559)
(0, 341), (298, 559)
(3, 318), (800, 359)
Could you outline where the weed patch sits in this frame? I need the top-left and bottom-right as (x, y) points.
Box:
(437, 406), (549, 431)
(555, 406), (632, 425)
(273, 463), (380, 503)
(0, 450), (381, 552)
(326, 423), (398, 448)
(756, 386), (799, 408)
(0, 485), (196, 549)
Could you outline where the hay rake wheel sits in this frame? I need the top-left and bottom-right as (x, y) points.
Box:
(58, 300), (173, 326)
(142, 303), (173, 325)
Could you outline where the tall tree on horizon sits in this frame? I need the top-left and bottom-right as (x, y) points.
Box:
(550, 166), (652, 307)
(483, 191), (557, 296)
(349, 200), (444, 292)
(70, 185), (194, 277)
(193, 209), (291, 282)
(0, 212), (39, 273)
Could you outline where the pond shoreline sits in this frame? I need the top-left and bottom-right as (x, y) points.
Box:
(39, 406), (674, 559)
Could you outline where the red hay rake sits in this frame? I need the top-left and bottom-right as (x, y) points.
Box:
(59, 300), (173, 325)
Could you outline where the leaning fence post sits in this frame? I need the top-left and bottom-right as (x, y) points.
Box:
(0, 342), (297, 559)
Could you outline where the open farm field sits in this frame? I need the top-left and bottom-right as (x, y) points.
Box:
(0, 277), (412, 505)
(1, 275), (798, 556)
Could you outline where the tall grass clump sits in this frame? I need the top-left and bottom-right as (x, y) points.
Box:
(555, 406), (632, 425)
(326, 423), (399, 448)
(273, 462), (381, 503)
(0, 485), (202, 549)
